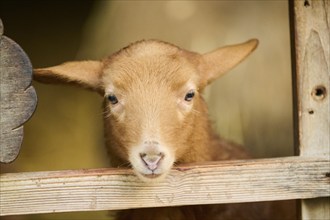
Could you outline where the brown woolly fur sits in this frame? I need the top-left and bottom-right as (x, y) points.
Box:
(34, 39), (293, 219)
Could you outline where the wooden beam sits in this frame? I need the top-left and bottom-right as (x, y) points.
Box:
(1, 156), (329, 216)
(290, 0), (330, 219)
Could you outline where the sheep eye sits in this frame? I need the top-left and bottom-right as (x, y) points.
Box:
(107, 94), (118, 105)
(184, 90), (195, 101)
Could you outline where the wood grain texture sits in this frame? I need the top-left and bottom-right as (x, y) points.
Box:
(0, 19), (37, 163)
(0, 19), (3, 36)
(291, 0), (330, 219)
(0, 156), (329, 216)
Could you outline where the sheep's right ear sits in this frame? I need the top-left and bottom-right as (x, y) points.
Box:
(33, 60), (103, 93)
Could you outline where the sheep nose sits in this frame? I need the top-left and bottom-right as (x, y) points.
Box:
(140, 153), (164, 171)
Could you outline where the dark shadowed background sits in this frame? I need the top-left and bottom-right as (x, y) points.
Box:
(0, 1), (293, 219)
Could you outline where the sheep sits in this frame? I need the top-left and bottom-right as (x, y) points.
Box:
(33, 39), (293, 220)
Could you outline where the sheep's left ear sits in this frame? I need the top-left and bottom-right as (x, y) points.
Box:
(199, 39), (258, 85)
(33, 60), (104, 93)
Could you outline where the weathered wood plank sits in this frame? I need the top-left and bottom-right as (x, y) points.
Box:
(0, 156), (329, 216)
(0, 19), (37, 163)
(0, 19), (3, 36)
(290, 0), (330, 219)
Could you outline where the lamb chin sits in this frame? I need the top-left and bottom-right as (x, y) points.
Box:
(135, 170), (168, 183)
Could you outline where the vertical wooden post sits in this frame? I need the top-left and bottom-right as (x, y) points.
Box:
(0, 19), (37, 163)
(290, 0), (330, 219)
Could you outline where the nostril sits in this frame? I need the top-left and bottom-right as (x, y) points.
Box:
(140, 153), (164, 171)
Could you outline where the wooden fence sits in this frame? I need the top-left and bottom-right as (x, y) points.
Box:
(0, 0), (329, 219)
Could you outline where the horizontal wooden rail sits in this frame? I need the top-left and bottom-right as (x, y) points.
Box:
(1, 156), (329, 216)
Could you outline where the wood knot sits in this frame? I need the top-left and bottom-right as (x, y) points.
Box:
(304, 0), (310, 7)
(312, 85), (327, 101)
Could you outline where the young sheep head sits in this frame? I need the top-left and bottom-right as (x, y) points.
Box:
(34, 39), (258, 182)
